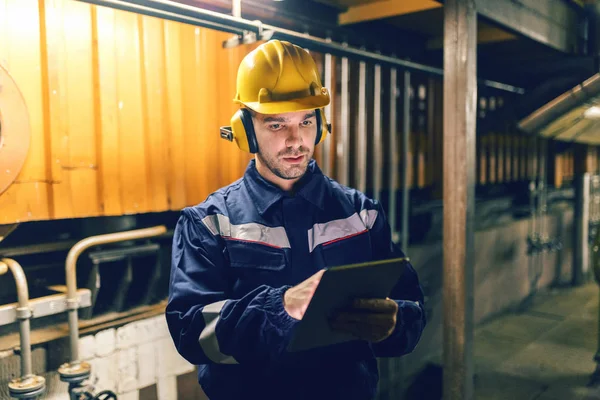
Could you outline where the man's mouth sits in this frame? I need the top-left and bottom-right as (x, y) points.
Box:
(282, 155), (305, 164)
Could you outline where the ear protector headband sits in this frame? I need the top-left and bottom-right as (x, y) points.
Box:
(220, 108), (331, 154)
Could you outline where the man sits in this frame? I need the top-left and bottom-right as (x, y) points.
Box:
(166, 39), (426, 400)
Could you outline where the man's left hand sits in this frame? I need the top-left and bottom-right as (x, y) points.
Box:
(329, 298), (398, 343)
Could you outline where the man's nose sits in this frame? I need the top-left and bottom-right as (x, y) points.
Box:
(285, 125), (303, 147)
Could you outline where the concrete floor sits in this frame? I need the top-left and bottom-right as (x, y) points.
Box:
(473, 282), (600, 400)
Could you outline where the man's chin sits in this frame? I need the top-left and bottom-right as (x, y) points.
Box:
(277, 165), (307, 180)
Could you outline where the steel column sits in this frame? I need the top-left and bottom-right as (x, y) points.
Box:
(388, 68), (399, 240)
(373, 64), (382, 202)
(443, 0), (477, 399)
(356, 61), (368, 193)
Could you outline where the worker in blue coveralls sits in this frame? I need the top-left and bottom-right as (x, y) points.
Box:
(166, 39), (426, 400)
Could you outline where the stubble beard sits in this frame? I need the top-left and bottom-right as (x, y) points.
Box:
(257, 147), (312, 180)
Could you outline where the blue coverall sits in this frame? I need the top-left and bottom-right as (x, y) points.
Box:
(166, 159), (426, 400)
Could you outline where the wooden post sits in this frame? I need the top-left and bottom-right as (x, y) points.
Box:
(443, 0), (476, 398)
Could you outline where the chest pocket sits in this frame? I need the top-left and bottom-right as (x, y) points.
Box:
(319, 231), (373, 268)
(225, 240), (288, 290)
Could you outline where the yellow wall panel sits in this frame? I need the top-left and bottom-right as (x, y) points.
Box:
(116, 10), (149, 214)
(163, 20), (187, 210)
(1, 3), (283, 223)
(63, 0), (100, 217)
(180, 24), (204, 206)
(197, 28), (221, 198)
(0, 0), (50, 220)
(44, 0), (73, 218)
(140, 15), (169, 211)
(96, 6), (123, 216)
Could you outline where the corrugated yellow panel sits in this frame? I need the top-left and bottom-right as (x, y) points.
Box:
(43, 0), (73, 218)
(0, 0), (50, 220)
(163, 20), (186, 210)
(180, 25), (204, 206)
(62, 0), (100, 217)
(96, 6), (122, 215)
(197, 28), (221, 198)
(115, 9), (149, 214)
(215, 31), (238, 186)
(140, 15), (169, 211)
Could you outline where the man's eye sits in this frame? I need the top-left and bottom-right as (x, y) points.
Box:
(269, 124), (281, 130)
(302, 120), (313, 126)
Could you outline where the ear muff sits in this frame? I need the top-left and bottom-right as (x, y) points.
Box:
(221, 108), (331, 153)
(229, 108), (258, 153)
(315, 108), (331, 145)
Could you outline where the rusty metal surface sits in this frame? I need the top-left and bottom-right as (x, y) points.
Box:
(443, 0), (477, 399)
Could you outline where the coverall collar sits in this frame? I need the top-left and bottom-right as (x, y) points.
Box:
(244, 159), (327, 216)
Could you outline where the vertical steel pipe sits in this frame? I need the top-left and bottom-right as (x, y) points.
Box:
(373, 64), (382, 202)
(574, 172), (591, 286)
(356, 60), (367, 193)
(64, 226), (167, 364)
(402, 71), (411, 252)
(388, 68), (399, 239)
(231, 0), (240, 17)
(1, 259), (32, 378)
(443, 0), (477, 399)
(339, 56), (350, 186)
(1, 258), (46, 399)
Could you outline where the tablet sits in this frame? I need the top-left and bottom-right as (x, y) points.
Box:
(286, 256), (409, 352)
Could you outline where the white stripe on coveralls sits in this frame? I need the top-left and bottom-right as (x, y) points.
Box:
(307, 209), (378, 253)
(199, 300), (239, 364)
(202, 214), (291, 248)
(199, 214), (290, 364)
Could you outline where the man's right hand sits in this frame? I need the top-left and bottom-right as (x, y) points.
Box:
(283, 269), (325, 320)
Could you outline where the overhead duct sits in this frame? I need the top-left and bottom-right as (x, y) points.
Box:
(518, 3), (600, 145)
(518, 73), (600, 145)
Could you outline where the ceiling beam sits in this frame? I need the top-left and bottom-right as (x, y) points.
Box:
(427, 25), (517, 49)
(475, 0), (586, 54)
(339, 0), (442, 25)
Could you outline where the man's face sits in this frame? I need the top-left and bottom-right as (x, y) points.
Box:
(252, 110), (318, 181)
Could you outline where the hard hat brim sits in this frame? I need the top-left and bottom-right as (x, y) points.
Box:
(238, 93), (330, 115)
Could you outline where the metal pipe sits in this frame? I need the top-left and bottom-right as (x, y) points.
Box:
(74, 0), (525, 94)
(357, 60), (367, 193)
(373, 64), (382, 202)
(388, 67), (398, 240)
(1, 258), (46, 399)
(575, 172), (591, 286)
(339, 56), (350, 186)
(518, 73), (600, 133)
(231, 0), (241, 18)
(402, 71), (411, 252)
(0, 259), (32, 378)
(65, 225), (167, 363)
(322, 48), (333, 177)
(77, 0), (246, 35)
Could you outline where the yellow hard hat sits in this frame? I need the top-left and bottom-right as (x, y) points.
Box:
(220, 40), (331, 153)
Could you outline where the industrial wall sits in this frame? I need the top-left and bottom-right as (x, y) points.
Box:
(0, 0), (257, 224)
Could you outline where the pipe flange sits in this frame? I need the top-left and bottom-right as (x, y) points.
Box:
(66, 298), (79, 310)
(15, 306), (32, 320)
(8, 375), (45, 398)
(58, 361), (91, 383)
